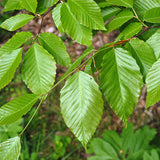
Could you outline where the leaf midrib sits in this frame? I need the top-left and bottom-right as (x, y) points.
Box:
(70, 0), (103, 29)
(78, 72), (85, 139)
(33, 45), (43, 93)
(3, 137), (19, 160)
(0, 96), (38, 123)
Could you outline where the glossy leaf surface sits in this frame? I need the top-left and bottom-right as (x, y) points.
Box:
(146, 58), (160, 107)
(0, 48), (22, 90)
(126, 39), (156, 80)
(106, 0), (133, 8)
(100, 48), (143, 123)
(60, 71), (103, 147)
(0, 136), (21, 160)
(0, 14), (34, 31)
(0, 94), (39, 125)
(22, 43), (56, 95)
(21, 0), (37, 13)
(68, 0), (105, 30)
(0, 32), (32, 55)
(39, 32), (71, 67)
(61, 3), (92, 46)
(106, 10), (134, 32)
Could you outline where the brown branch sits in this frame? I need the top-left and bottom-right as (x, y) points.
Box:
(41, 1), (60, 17)
(135, 25), (160, 37)
(105, 25), (160, 49)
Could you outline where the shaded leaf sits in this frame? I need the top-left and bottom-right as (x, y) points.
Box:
(126, 39), (156, 80)
(129, 126), (156, 154)
(0, 136), (21, 160)
(102, 7), (121, 22)
(116, 22), (142, 41)
(106, 0), (133, 8)
(0, 14), (34, 31)
(42, 0), (58, 8)
(0, 48), (22, 90)
(39, 32), (71, 67)
(146, 29), (160, 59)
(100, 48), (143, 123)
(144, 7), (160, 23)
(61, 3), (92, 46)
(68, 0), (105, 30)
(0, 94), (39, 125)
(87, 138), (119, 160)
(60, 71), (103, 147)
(106, 9), (134, 32)
(22, 43), (56, 95)
(146, 58), (160, 107)
(102, 130), (122, 153)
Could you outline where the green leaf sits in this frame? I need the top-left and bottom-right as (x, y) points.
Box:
(146, 58), (160, 107)
(0, 136), (21, 160)
(0, 14), (34, 31)
(52, 3), (64, 33)
(116, 22), (142, 41)
(0, 119), (23, 143)
(22, 43), (56, 95)
(106, 9), (134, 32)
(106, 0), (133, 8)
(3, 0), (22, 12)
(39, 32), (71, 67)
(0, 32), (32, 55)
(68, 0), (105, 30)
(133, 0), (160, 20)
(147, 29), (160, 59)
(60, 46), (94, 80)
(0, 48), (22, 90)
(21, 0), (37, 13)
(150, 150), (159, 160)
(143, 150), (159, 160)
(143, 152), (153, 160)
(0, 94), (39, 125)
(102, 130), (122, 153)
(44, 0), (59, 8)
(91, 47), (112, 73)
(60, 71), (104, 147)
(126, 39), (156, 80)
(121, 123), (134, 155)
(100, 48), (143, 123)
(102, 7), (121, 22)
(87, 138), (119, 160)
(61, 3), (92, 46)
(144, 7), (160, 23)
(129, 126), (156, 154)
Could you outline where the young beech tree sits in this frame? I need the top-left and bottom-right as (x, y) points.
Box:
(1, 0), (160, 159)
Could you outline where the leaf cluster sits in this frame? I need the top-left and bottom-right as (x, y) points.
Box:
(1, 0), (160, 159)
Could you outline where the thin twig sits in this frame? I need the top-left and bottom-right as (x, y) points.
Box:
(19, 97), (44, 137)
(135, 25), (160, 37)
(37, 0), (60, 35)
(41, 1), (60, 17)
(132, 8), (148, 27)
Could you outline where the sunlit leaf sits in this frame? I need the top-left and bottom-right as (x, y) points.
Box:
(22, 43), (56, 95)
(60, 71), (103, 147)
(100, 48), (143, 123)
(0, 94), (39, 125)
